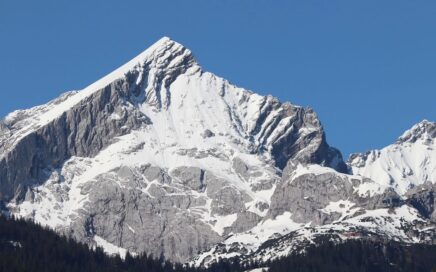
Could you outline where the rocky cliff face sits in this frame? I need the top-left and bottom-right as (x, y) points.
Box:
(1, 37), (434, 265)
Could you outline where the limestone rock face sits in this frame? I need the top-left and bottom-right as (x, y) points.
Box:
(405, 183), (436, 221)
(269, 172), (356, 224)
(71, 170), (222, 262)
(0, 85), (147, 201)
(269, 164), (403, 225)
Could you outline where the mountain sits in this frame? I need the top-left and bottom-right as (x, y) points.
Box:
(0, 37), (434, 267)
(350, 120), (436, 195)
(194, 123), (435, 266)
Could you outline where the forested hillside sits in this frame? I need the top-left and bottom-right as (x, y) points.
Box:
(0, 215), (435, 272)
(267, 238), (436, 272)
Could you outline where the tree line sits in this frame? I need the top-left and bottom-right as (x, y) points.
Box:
(0, 215), (435, 272)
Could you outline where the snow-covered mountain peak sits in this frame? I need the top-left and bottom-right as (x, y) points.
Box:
(125, 36), (195, 70)
(84, 36), (197, 99)
(0, 37), (199, 156)
(349, 120), (436, 195)
(397, 119), (435, 145)
(1, 37), (352, 262)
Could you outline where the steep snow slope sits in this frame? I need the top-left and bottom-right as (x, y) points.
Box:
(349, 120), (436, 195)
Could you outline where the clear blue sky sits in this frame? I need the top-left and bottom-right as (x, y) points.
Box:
(1, 1), (435, 158)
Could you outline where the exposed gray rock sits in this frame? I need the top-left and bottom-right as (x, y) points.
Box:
(210, 186), (248, 216)
(140, 164), (172, 184)
(232, 157), (276, 189)
(204, 172), (253, 216)
(354, 187), (403, 210)
(0, 81), (149, 202)
(226, 211), (262, 234)
(250, 179), (274, 192)
(125, 40), (196, 110)
(255, 201), (269, 212)
(171, 167), (205, 192)
(269, 168), (403, 225)
(268, 172), (354, 224)
(201, 129), (215, 138)
(0, 121), (11, 148)
(66, 170), (221, 263)
(232, 157), (249, 180)
(405, 183), (435, 221)
(397, 120), (436, 144)
(204, 173), (228, 196)
(262, 105), (347, 172)
(61, 165), (267, 262)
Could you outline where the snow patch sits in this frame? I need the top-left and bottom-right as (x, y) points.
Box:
(94, 235), (128, 259)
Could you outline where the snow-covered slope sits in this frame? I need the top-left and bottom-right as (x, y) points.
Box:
(194, 204), (433, 266)
(349, 120), (436, 195)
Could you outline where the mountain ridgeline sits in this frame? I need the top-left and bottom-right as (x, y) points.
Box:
(0, 37), (435, 269)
